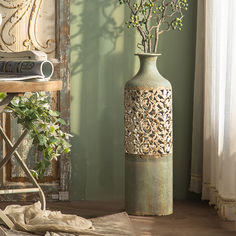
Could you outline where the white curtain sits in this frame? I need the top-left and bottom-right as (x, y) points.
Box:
(190, 0), (236, 221)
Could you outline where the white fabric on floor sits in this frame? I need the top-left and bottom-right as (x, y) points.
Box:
(2, 201), (101, 235)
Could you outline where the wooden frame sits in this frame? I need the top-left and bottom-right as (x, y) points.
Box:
(0, 0), (71, 201)
(57, 0), (71, 198)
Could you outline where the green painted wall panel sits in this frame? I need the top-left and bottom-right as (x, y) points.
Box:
(70, 0), (197, 200)
(157, 1), (197, 199)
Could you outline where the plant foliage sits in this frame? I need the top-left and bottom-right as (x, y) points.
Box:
(5, 92), (71, 179)
(119, 0), (188, 53)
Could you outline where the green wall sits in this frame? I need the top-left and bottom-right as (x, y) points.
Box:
(70, 0), (197, 200)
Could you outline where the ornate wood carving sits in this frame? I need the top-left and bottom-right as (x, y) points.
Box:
(0, 0), (56, 55)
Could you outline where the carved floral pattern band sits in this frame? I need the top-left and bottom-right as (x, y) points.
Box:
(124, 88), (173, 156)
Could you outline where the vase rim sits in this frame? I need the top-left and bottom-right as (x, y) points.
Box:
(135, 53), (162, 57)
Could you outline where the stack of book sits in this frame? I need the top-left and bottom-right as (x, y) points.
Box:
(0, 51), (54, 81)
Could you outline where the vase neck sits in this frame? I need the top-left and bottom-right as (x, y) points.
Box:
(137, 54), (158, 74)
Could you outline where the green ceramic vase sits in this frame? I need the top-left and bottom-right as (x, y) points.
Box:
(124, 53), (173, 216)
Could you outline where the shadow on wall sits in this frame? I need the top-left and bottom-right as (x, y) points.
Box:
(70, 0), (135, 200)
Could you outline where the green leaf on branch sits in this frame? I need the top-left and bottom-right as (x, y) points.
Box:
(7, 92), (72, 178)
(49, 110), (60, 117)
(0, 92), (6, 99)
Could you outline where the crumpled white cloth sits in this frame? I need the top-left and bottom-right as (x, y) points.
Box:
(2, 201), (101, 236)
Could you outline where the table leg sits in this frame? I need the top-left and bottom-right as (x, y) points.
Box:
(0, 210), (14, 230)
(0, 126), (46, 210)
(0, 94), (16, 113)
(0, 93), (46, 229)
(0, 130), (28, 170)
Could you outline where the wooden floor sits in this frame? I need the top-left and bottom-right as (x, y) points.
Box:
(0, 200), (235, 236)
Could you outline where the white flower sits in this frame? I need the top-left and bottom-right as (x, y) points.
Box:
(65, 133), (73, 140)
(51, 153), (60, 161)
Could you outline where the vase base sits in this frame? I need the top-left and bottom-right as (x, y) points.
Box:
(125, 210), (173, 216)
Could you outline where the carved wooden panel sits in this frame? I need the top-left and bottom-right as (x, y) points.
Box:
(0, 0), (56, 56)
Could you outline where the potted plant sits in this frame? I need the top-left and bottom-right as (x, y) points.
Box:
(120, 0), (188, 216)
(0, 92), (71, 179)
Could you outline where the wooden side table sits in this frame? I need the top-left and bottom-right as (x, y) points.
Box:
(0, 80), (62, 229)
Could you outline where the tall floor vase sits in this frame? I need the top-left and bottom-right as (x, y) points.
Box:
(124, 53), (173, 216)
